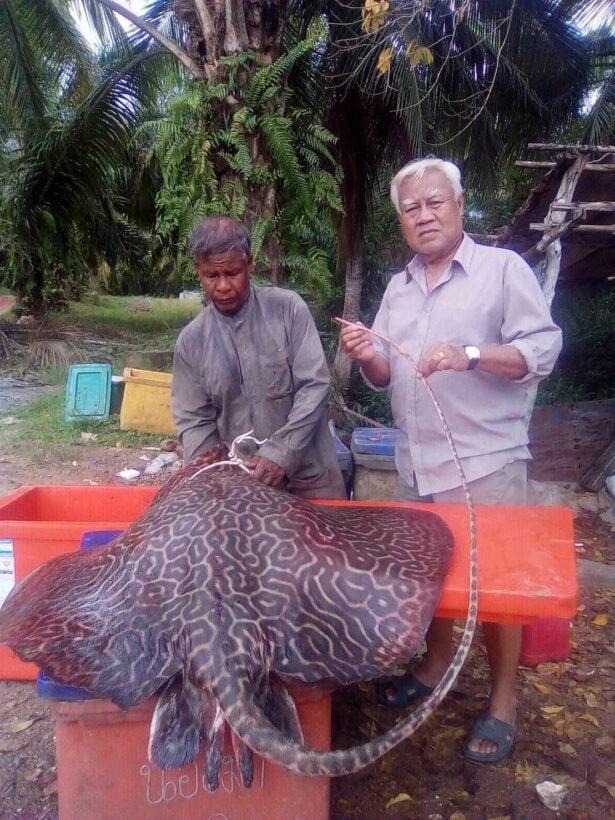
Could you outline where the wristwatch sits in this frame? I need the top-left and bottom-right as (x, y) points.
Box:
(463, 345), (481, 370)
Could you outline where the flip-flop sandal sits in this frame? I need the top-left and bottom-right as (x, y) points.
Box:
(462, 714), (517, 763)
(377, 672), (434, 709)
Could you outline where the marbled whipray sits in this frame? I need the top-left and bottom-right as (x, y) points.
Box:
(0, 445), (469, 788)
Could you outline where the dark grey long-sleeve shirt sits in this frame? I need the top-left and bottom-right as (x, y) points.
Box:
(172, 285), (345, 498)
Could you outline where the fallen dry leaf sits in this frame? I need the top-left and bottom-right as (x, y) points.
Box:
(577, 713), (600, 727)
(565, 722), (587, 741)
(570, 667), (596, 682)
(558, 743), (577, 756)
(591, 613), (609, 626)
(583, 691), (600, 708)
(531, 681), (553, 695)
(385, 793), (413, 809)
(540, 705), (565, 716)
(0, 736), (28, 753)
(596, 779), (615, 799)
(0, 718), (35, 733)
(515, 761), (545, 784)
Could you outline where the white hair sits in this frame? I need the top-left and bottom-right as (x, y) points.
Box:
(390, 159), (463, 214)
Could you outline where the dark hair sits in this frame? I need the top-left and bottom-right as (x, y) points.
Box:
(188, 215), (252, 262)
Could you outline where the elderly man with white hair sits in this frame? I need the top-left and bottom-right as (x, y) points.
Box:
(340, 158), (562, 763)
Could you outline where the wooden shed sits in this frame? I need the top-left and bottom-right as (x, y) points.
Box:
(496, 143), (615, 296)
(497, 144), (615, 489)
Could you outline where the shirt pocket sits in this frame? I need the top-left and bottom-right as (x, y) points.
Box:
(263, 356), (294, 399)
(434, 307), (496, 346)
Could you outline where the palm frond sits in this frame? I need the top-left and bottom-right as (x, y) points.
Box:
(0, 0), (47, 132)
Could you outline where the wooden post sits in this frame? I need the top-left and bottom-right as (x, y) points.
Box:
(579, 440), (615, 493)
(540, 154), (589, 308)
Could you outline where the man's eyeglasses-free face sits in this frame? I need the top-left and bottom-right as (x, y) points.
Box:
(401, 198), (455, 221)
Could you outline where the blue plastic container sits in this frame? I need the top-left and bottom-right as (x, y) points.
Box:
(37, 671), (93, 701)
(65, 363), (112, 422)
(110, 375), (125, 416)
(80, 530), (123, 550)
(351, 428), (399, 456)
(332, 433), (352, 474)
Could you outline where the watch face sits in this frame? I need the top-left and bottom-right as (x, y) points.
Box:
(464, 346), (480, 369)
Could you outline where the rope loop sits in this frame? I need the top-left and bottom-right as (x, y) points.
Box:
(189, 429), (269, 481)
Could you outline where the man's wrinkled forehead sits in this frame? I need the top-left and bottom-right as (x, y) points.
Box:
(400, 169), (456, 204)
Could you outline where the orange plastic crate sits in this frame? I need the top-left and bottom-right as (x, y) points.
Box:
(0, 484), (158, 679)
(50, 688), (330, 820)
(0, 485), (577, 680)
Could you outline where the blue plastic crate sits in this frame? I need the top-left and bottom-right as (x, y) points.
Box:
(37, 671), (93, 702)
(351, 427), (400, 456)
(80, 530), (123, 550)
(332, 433), (352, 474)
(65, 363), (112, 422)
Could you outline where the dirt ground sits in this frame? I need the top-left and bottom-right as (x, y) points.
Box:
(0, 440), (614, 819)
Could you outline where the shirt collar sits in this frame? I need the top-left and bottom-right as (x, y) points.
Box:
(404, 233), (475, 283)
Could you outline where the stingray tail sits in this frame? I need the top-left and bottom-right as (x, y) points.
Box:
(215, 616), (475, 779)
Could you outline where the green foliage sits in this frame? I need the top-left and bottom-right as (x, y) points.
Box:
(538, 282), (615, 404)
(145, 40), (343, 302)
(463, 165), (536, 237)
(348, 373), (393, 428)
(0, 2), (169, 311)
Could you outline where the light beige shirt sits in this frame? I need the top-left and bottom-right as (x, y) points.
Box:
(365, 234), (562, 495)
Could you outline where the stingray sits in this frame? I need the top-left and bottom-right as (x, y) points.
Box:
(0, 445), (477, 787)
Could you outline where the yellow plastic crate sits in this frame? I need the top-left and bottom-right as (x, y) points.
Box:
(119, 368), (175, 435)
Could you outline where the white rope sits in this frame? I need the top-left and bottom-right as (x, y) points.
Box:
(189, 429), (269, 481)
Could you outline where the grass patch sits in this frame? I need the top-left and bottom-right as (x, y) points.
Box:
(66, 294), (200, 345)
(2, 294), (193, 462)
(1, 391), (162, 453)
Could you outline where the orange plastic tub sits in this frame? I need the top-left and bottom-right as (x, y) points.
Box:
(520, 616), (571, 666)
(50, 687), (330, 820)
(0, 484), (158, 679)
(0, 485), (577, 679)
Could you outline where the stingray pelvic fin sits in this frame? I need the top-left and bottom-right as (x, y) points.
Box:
(148, 671), (202, 770)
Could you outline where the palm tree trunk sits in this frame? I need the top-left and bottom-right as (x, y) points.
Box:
(331, 232), (363, 388)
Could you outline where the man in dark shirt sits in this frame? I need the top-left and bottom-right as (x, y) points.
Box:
(172, 215), (346, 499)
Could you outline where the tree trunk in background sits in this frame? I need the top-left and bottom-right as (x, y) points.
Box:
(173, 1), (288, 65)
(330, 92), (366, 390)
(331, 246), (363, 387)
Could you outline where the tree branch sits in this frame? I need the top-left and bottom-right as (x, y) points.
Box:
(193, 0), (218, 65)
(94, 0), (206, 79)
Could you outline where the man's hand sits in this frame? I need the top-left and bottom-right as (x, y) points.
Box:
(245, 456), (286, 487)
(339, 320), (391, 387)
(339, 321), (377, 364)
(419, 342), (528, 380)
(419, 342), (470, 377)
